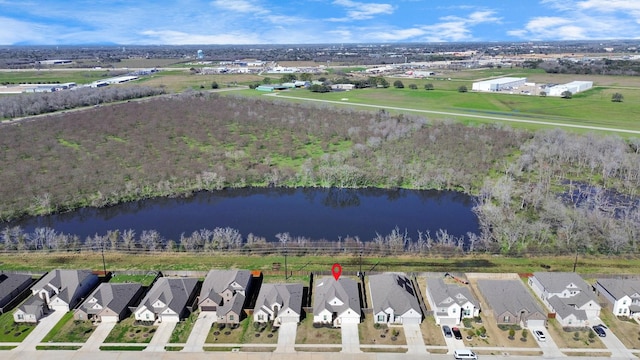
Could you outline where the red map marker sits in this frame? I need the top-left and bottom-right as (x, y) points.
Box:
(332, 263), (342, 281)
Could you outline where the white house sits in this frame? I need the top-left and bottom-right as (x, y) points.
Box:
(313, 276), (360, 327)
(529, 272), (600, 327)
(594, 278), (640, 319)
(253, 283), (303, 326)
(134, 277), (198, 323)
(426, 277), (480, 326)
(369, 273), (422, 325)
(14, 269), (98, 323)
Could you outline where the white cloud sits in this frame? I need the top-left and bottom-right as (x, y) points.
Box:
(511, 0), (640, 40)
(210, 0), (267, 14)
(369, 28), (426, 42)
(332, 0), (395, 20)
(0, 17), (48, 44)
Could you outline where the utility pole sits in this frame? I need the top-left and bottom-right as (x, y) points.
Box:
(572, 249), (578, 272)
(101, 238), (107, 276)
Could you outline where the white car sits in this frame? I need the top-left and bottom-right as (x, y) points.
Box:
(533, 330), (546, 342)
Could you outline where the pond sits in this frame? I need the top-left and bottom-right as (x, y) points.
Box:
(3, 187), (479, 243)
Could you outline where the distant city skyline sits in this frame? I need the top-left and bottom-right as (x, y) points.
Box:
(1, 0), (639, 45)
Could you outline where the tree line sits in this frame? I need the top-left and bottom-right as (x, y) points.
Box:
(0, 86), (165, 119)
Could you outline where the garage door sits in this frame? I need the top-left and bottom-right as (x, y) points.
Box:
(527, 319), (546, 328)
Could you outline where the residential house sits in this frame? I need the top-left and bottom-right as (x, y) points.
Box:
(313, 276), (361, 327)
(0, 273), (34, 313)
(594, 278), (640, 319)
(528, 272), (600, 327)
(331, 84), (356, 90)
(253, 283), (304, 326)
(477, 279), (547, 328)
(368, 273), (422, 325)
(426, 277), (480, 325)
(134, 277), (198, 323)
(14, 269), (99, 323)
(198, 270), (253, 324)
(74, 283), (144, 323)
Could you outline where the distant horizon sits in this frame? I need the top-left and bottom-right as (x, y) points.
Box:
(1, 39), (638, 50)
(1, 1), (640, 46)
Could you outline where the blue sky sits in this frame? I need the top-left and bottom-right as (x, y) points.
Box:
(1, 0), (639, 45)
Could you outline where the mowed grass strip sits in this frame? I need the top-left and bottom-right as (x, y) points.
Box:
(248, 87), (640, 133)
(1, 252), (639, 275)
(41, 312), (94, 343)
(0, 311), (36, 342)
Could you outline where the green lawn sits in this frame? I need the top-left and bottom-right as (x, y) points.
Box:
(169, 311), (198, 343)
(103, 316), (156, 343)
(41, 312), (94, 343)
(243, 86), (640, 134)
(0, 309), (36, 342)
(109, 273), (158, 286)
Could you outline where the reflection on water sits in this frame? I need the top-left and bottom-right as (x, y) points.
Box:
(3, 187), (479, 243)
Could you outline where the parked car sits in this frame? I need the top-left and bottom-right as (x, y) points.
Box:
(452, 327), (463, 340)
(533, 330), (546, 342)
(443, 325), (453, 338)
(454, 349), (478, 360)
(593, 325), (606, 337)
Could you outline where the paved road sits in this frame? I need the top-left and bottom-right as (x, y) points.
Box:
(275, 322), (297, 353)
(403, 324), (428, 354)
(14, 309), (66, 351)
(144, 321), (177, 352)
(266, 93), (640, 135)
(340, 323), (361, 353)
(79, 321), (117, 351)
(182, 312), (216, 352)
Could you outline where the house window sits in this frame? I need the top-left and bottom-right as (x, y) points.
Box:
(503, 315), (510, 322)
(323, 315), (328, 321)
(377, 315), (385, 322)
(618, 308), (623, 314)
(258, 314), (264, 321)
(17, 314), (24, 320)
(452, 308), (456, 313)
(146, 313), (150, 320)
(623, 300), (627, 305)
(229, 315), (234, 321)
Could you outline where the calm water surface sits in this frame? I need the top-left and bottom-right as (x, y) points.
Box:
(4, 188), (479, 242)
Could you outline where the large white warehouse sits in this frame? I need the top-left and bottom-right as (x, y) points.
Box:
(547, 81), (593, 97)
(472, 77), (527, 92)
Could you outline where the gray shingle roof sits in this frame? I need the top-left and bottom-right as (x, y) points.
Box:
(477, 279), (544, 315)
(0, 273), (33, 305)
(548, 296), (587, 321)
(218, 293), (245, 316)
(596, 278), (640, 300)
(254, 283), (303, 316)
(369, 273), (421, 316)
(138, 277), (198, 315)
(427, 277), (479, 309)
(533, 272), (598, 307)
(79, 283), (142, 316)
(199, 270), (251, 304)
(31, 269), (97, 304)
(313, 276), (360, 316)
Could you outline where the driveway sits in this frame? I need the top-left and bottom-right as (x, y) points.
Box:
(143, 321), (177, 352)
(275, 322), (297, 353)
(340, 323), (361, 353)
(14, 309), (66, 351)
(79, 321), (117, 351)
(182, 312), (216, 352)
(590, 318), (635, 358)
(403, 324), (427, 354)
(528, 325), (564, 358)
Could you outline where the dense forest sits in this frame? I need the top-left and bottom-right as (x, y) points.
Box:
(0, 92), (638, 254)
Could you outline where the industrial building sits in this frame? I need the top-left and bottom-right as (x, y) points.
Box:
(547, 81), (593, 97)
(472, 77), (527, 92)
